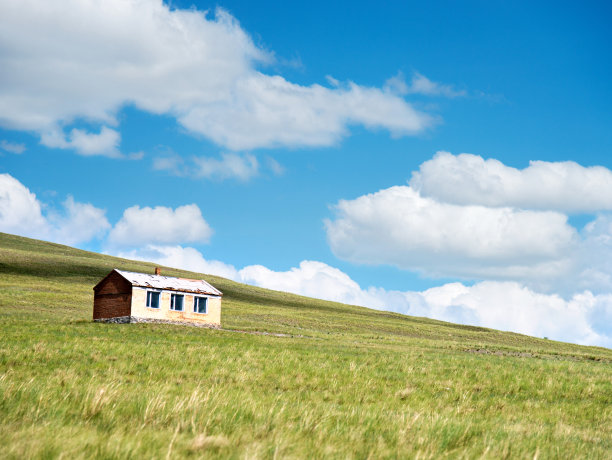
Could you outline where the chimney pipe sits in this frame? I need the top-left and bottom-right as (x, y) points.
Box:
(155, 267), (161, 276)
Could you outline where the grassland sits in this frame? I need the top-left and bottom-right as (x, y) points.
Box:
(0, 232), (611, 459)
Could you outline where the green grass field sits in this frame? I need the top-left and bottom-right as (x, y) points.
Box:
(1, 232), (611, 459)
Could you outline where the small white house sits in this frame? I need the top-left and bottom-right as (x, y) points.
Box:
(93, 268), (222, 327)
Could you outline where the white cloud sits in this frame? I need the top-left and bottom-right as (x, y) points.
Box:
(110, 243), (612, 347)
(239, 261), (384, 307)
(325, 185), (577, 281)
(0, 174), (213, 251)
(0, 1), (434, 153)
(385, 72), (466, 98)
(411, 151), (612, 212)
(179, 75), (433, 150)
(404, 282), (610, 347)
(0, 173), (110, 244)
(573, 214), (612, 293)
(47, 196), (111, 245)
(40, 126), (121, 157)
(107, 204), (212, 247)
(0, 173), (47, 235)
(194, 153), (259, 181)
(0, 140), (25, 154)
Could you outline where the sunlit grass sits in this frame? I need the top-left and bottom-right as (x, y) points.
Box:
(0, 232), (611, 458)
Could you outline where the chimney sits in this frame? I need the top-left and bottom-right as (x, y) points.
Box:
(155, 267), (161, 276)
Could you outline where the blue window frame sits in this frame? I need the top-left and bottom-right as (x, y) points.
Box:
(170, 293), (184, 311)
(194, 296), (207, 314)
(146, 291), (160, 309)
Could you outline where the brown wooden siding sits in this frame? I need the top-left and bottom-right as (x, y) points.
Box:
(93, 270), (133, 319)
(93, 292), (132, 319)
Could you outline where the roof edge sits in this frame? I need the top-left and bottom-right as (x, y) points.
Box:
(112, 269), (223, 296)
(93, 269), (122, 291)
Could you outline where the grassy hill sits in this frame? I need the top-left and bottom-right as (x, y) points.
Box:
(0, 232), (611, 459)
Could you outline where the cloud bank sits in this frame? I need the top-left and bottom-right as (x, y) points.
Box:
(326, 152), (612, 296)
(0, 0), (434, 155)
(114, 244), (612, 348)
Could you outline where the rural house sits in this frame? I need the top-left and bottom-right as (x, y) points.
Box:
(93, 268), (222, 327)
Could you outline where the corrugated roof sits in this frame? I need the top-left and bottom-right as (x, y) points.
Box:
(115, 270), (222, 296)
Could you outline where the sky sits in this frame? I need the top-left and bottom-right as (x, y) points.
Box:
(1, 0), (612, 347)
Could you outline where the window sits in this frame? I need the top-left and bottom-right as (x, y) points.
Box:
(194, 296), (207, 314)
(170, 293), (184, 311)
(146, 291), (160, 309)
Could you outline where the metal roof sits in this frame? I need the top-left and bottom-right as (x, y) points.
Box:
(115, 269), (223, 296)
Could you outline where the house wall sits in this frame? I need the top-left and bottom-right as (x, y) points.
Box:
(131, 287), (221, 327)
(93, 271), (132, 319)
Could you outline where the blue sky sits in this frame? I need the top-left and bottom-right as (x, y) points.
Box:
(1, 0), (612, 346)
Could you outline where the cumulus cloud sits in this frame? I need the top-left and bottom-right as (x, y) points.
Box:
(0, 173), (110, 244)
(239, 261), (385, 307)
(47, 196), (112, 245)
(0, 173), (47, 235)
(0, 140), (25, 154)
(0, 174), (212, 250)
(325, 185), (577, 281)
(107, 204), (212, 247)
(0, 0), (434, 153)
(40, 126), (121, 158)
(110, 243), (612, 347)
(411, 151), (612, 212)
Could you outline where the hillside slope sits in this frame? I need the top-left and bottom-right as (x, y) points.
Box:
(0, 232), (611, 458)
